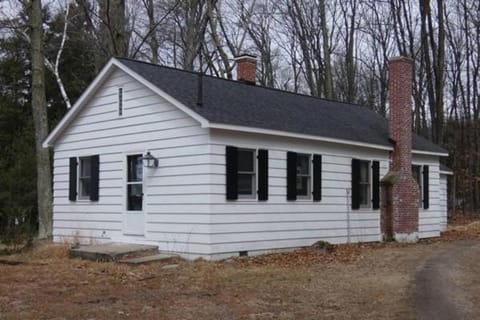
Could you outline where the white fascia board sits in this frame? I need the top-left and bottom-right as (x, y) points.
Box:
(412, 149), (449, 157)
(113, 61), (209, 127)
(42, 59), (117, 148)
(207, 123), (393, 151)
(43, 58), (210, 148)
(440, 170), (454, 176)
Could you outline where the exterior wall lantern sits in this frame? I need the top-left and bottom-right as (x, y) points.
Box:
(143, 151), (159, 168)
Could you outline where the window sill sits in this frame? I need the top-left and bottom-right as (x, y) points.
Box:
(355, 207), (373, 211)
(74, 198), (92, 203)
(235, 198), (257, 202)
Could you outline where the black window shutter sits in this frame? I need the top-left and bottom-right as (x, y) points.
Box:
(69, 157), (77, 201)
(258, 149), (268, 201)
(226, 146), (238, 200)
(351, 159), (360, 210)
(90, 155), (100, 201)
(287, 151), (297, 201)
(423, 165), (429, 209)
(313, 154), (322, 201)
(372, 161), (380, 210)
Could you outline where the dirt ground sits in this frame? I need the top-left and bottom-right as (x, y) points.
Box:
(1, 222), (480, 320)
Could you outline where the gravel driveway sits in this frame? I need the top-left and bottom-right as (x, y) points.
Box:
(415, 240), (480, 320)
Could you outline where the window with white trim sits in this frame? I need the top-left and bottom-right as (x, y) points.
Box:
(237, 149), (256, 197)
(359, 160), (370, 207)
(78, 157), (92, 199)
(412, 165), (423, 207)
(127, 154), (143, 211)
(296, 153), (311, 199)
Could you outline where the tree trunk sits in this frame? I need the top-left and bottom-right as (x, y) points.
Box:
(144, 0), (159, 64)
(319, 0), (333, 99)
(28, 0), (52, 239)
(97, 0), (127, 68)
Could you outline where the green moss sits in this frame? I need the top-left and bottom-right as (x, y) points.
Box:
(311, 240), (334, 253)
(381, 171), (400, 186)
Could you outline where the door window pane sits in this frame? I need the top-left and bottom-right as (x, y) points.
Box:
(128, 155), (143, 182)
(127, 154), (143, 211)
(127, 184), (143, 211)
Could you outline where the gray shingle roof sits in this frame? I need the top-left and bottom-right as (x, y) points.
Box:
(116, 58), (447, 154)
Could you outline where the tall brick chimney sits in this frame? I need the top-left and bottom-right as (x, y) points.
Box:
(381, 57), (419, 242)
(234, 54), (256, 84)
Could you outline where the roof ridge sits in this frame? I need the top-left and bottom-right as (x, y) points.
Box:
(114, 56), (369, 109)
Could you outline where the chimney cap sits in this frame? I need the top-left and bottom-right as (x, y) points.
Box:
(388, 56), (414, 65)
(234, 54), (257, 62)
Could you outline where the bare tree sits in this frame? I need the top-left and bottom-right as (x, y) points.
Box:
(27, 0), (52, 238)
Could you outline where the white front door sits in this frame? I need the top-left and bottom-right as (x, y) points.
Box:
(123, 154), (145, 235)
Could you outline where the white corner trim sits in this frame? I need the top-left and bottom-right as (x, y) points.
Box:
(208, 123), (394, 151)
(42, 58), (210, 148)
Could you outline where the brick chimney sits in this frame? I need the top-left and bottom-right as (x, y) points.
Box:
(234, 54), (256, 84)
(381, 57), (419, 242)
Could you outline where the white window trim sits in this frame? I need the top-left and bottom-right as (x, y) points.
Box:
(358, 160), (371, 209)
(296, 153), (312, 200)
(237, 148), (257, 199)
(126, 153), (144, 211)
(77, 156), (92, 201)
(412, 164), (424, 208)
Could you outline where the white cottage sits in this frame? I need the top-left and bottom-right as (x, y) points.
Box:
(43, 55), (451, 260)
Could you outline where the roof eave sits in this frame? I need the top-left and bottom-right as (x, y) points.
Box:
(440, 170), (454, 175)
(411, 149), (449, 157)
(208, 123), (393, 151)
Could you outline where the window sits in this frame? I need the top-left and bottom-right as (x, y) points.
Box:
(225, 146), (268, 201)
(359, 160), (370, 207)
(412, 165), (429, 209)
(237, 149), (256, 197)
(412, 165), (422, 206)
(127, 155), (143, 211)
(287, 152), (322, 201)
(351, 159), (379, 210)
(69, 155), (99, 202)
(118, 87), (123, 116)
(79, 157), (92, 199)
(296, 154), (311, 199)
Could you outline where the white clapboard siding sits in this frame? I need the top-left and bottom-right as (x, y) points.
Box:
(207, 129), (388, 253)
(414, 155), (442, 238)
(52, 67), (211, 254)
(439, 174), (448, 231)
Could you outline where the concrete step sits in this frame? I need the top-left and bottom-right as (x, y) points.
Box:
(117, 253), (178, 265)
(69, 243), (159, 262)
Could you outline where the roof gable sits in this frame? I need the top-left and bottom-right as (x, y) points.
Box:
(43, 58), (208, 148)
